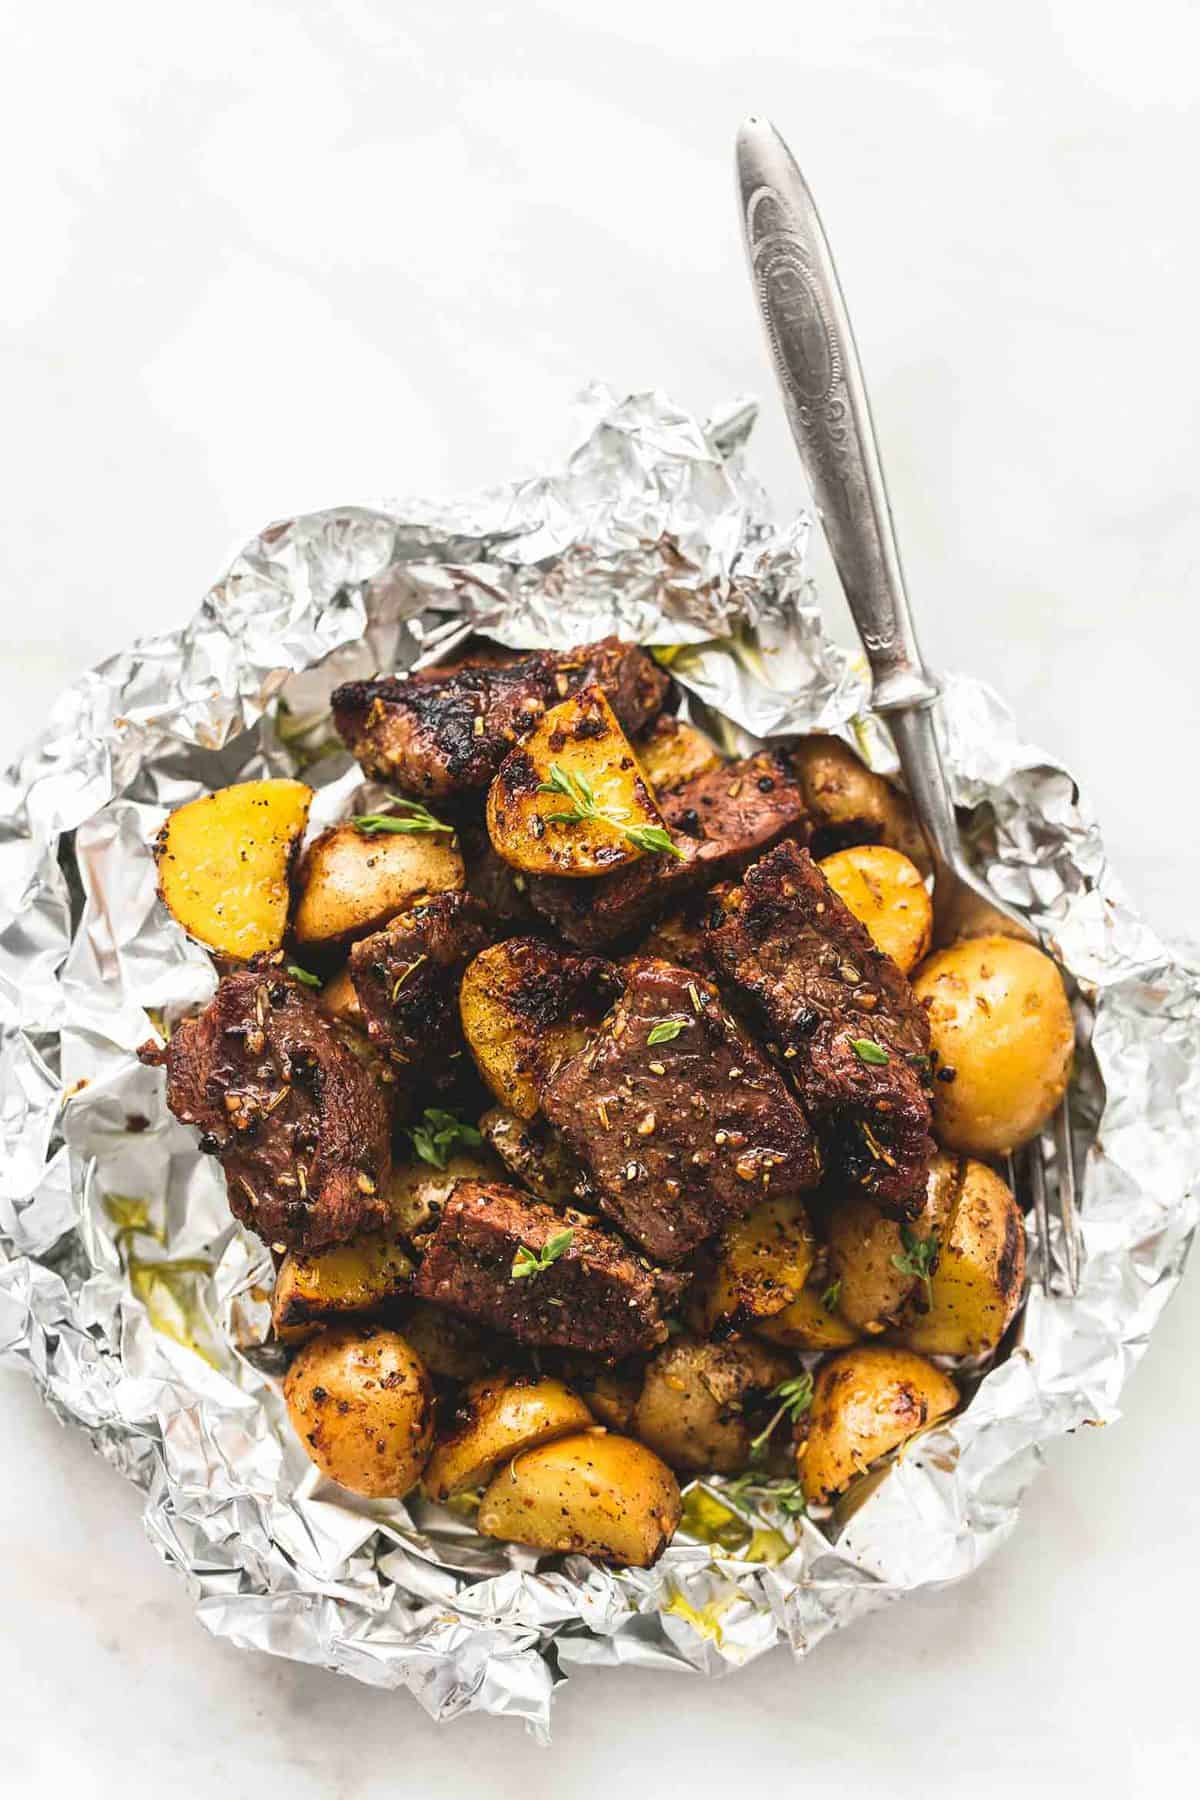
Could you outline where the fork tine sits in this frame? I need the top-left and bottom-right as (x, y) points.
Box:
(1053, 1101), (1081, 1296)
(1026, 1141), (1053, 1293)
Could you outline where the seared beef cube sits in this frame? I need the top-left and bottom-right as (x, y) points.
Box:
(458, 821), (538, 927)
(540, 960), (821, 1263)
(526, 749), (810, 949)
(349, 892), (494, 1091)
(331, 638), (668, 801)
(630, 900), (716, 976)
(705, 840), (934, 1216)
(141, 965), (391, 1254)
(413, 1181), (666, 1358)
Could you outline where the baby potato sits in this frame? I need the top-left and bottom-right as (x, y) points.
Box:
(487, 685), (673, 877)
(284, 1325), (434, 1498)
(460, 937), (618, 1119)
(912, 935), (1074, 1155)
(635, 715), (723, 796)
(798, 1345), (959, 1505)
(422, 1372), (594, 1502)
(817, 845), (932, 975)
(791, 736), (930, 872)
(155, 778), (312, 958)
(477, 1430), (682, 1567)
(755, 1281), (860, 1351)
(399, 1301), (500, 1382)
(827, 1154), (959, 1334)
(272, 1232), (414, 1344)
(694, 1194), (816, 1334)
(895, 1158), (1026, 1356)
(632, 1335), (791, 1474)
(478, 1107), (594, 1209)
(576, 1365), (643, 1432)
(292, 821), (464, 947)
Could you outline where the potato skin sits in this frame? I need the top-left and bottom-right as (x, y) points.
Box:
(799, 1345), (959, 1505)
(459, 937), (618, 1120)
(398, 1301), (499, 1382)
(632, 1335), (791, 1474)
(383, 1153), (497, 1240)
(894, 1159), (1026, 1356)
(477, 1430), (682, 1567)
(272, 1232), (414, 1344)
(486, 685), (670, 877)
(155, 778), (312, 958)
(791, 737), (929, 872)
(912, 936), (1074, 1154)
(694, 1194), (816, 1334)
(636, 715), (723, 796)
(284, 1325), (434, 1498)
(755, 1282), (860, 1351)
(817, 845), (932, 975)
(827, 1154), (959, 1333)
(292, 822), (464, 946)
(422, 1373), (594, 1502)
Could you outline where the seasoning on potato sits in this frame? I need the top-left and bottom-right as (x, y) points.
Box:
(797, 1344), (959, 1505)
(476, 1430), (682, 1567)
(155, 777), (312, 958)
(292, 817), (464, 946)
(283, 1325), (434, 1498)
(912, 935), (1074, 1154)
(894, 1158), (1026, 1356)
(817, 845), (932, 974)
(826, 1153), (959, 1334)
(632, 1335), (791, 1474)
(422, 1372), (594, 1502)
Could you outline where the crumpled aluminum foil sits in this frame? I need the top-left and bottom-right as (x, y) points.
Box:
(2, 385), (1197, 1737)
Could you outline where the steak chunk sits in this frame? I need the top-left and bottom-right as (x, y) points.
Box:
(349, 892), (494, 1092)
(413, 1181), (666, 1358)
(540, 959), (821, 1263)
(526, 750), (810, 949)
(331, 638), (668, 800)
(705, 840), (934, 1216)
(141, 965), (391, 1254)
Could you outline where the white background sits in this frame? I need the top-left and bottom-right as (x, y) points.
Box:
(2, 3), (1198, 1795)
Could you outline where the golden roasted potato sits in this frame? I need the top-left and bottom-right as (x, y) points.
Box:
(486, 685), (673, 877)
(636, 714), (723, 795)
(477, 1430), (681, 1566)
(912, 935), (1074, 1154)
(632, 1335), (791, 1474)
(577, 1365), (642, 1432)
(817, 845), (932, 975)
(272, 1232), (414, 1344)
(827, 1155), (959, 1334)
(292, 821), (464, 946)
(383, 1152), (497, 1238)
(315, 964), (364, 1029)
(155, 778), (312, 958)
(755, 1281), (860, 1351)
(422, 1373), (594, 1502)
(460, 937), (617, 1119)
(399, 1301), (499, 1382)
(284, 1325), (434, 1498)
(792, 736), (929, 871)
(478, 1107), (594, 1208)
(694, 1195), (816, 1334)
(894, 1158), (1026, 1356)
(798, 1345), (959, 1505)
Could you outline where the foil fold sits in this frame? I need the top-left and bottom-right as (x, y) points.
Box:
(2, 386), (1196, 1736)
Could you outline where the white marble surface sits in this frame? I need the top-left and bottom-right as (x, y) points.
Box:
(2, 2), (1198, 1793)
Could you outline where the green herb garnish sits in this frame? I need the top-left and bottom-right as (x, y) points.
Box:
(286, 963), (322, 989)
(723, 1472), (808, 1520)
(647, 1019), (689, 1046)
(351, 797), (455, 837)
(891, 1225), (938, 1307)
(851, 1038), (890, 1066)
(409, 1107), (483, 1170)
(821, 1278), (842, 1313)
(537, 762), (685, 860)
(747, 1371), (815, 1461)
(511, 1227), (574, 1280)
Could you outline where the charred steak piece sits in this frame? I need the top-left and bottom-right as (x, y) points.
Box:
(525, 749), (810, 950)
(331, 638), (668, 800)
(140, 965), (391, 1254)
(413, 1181), (667, 1358)
(705, 840), (934, 1217)
(540, 959), (821, 1263)
(349, 892), (494, 1091)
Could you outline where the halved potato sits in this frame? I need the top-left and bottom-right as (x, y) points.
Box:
(827, 1154), (959, 1334)
(694, 1195), (816, 1334)
(399, 1301), (499, 1382)
(284, 1325), (434, 1498)
(292, 821), (464, 947)
(632, 1335), (791, 1474)
(486, 685), (673, 877)
(383, 1152), (497, 1239)
(894, 1159), (1026, 1356)
(477, 1430), (681, 1566)
(479, 1107), (595, 1208)
(155, 778), (312, 958)
(791, 737), (930, 872)
(460, 937), (619, 1119)
(636, 714), (723, 796)
(422, 1373), (594, 1502)
(817, 845), (932, 975)
(272, 1231), (414, 1345)
(797, 1345), (959, 1505)
(755, 1281), (860, 1352)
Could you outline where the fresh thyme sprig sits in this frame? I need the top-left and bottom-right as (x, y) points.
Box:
(286, 963), (322, 989)
(821, 1278), (842, 1313)
(538, 763), (685, 860)
(747, 1371), (815, 1461)
(511, 1227), (574, 1280)
(409, 1107), (483, 1170)
(722, 1472), (808, 1520)
(351, 797), (455, 837)
(891, 1225), (938, 1307)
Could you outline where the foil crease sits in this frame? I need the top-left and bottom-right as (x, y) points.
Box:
(1, 386), (1196, 1737)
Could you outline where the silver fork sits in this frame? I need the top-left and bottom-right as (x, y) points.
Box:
(735, 116), (1081, 1295)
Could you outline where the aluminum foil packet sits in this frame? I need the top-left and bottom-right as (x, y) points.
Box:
(2, 385), (1197, 1737)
